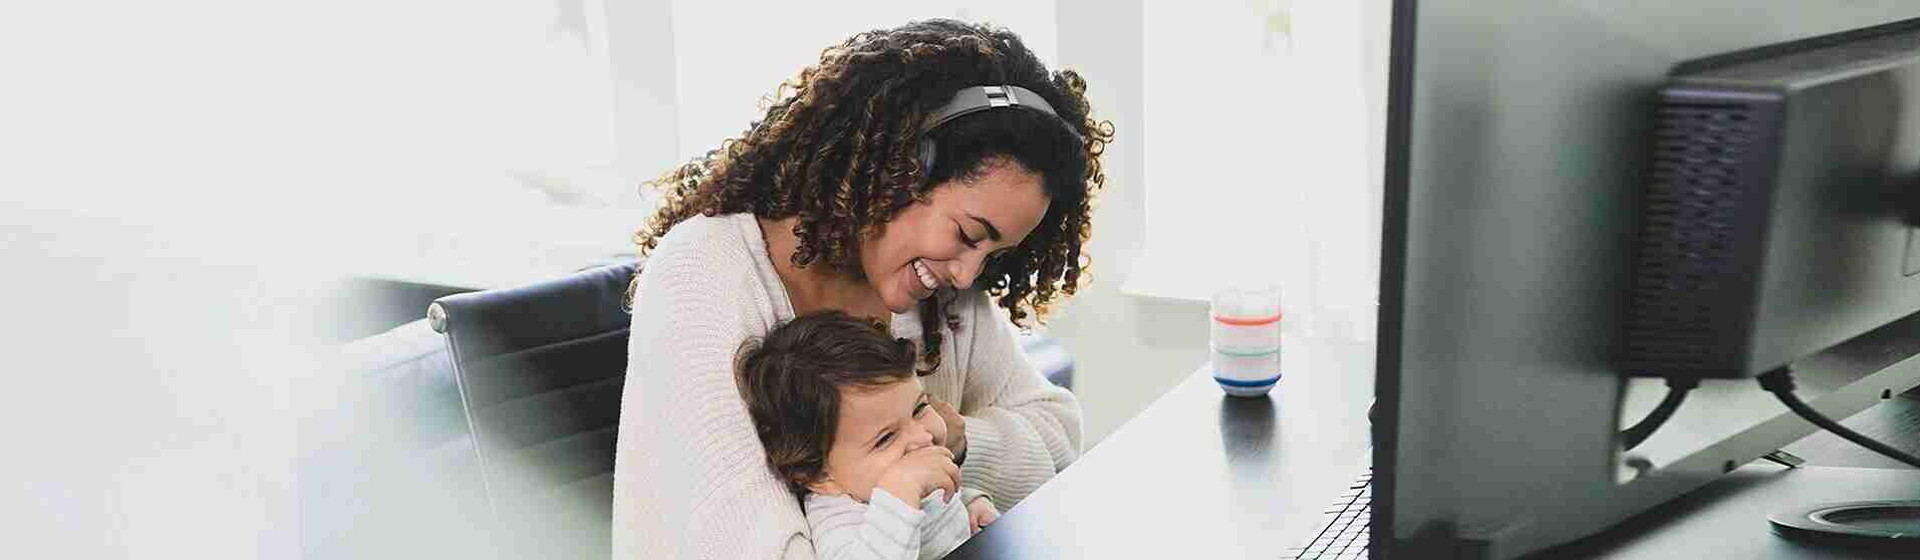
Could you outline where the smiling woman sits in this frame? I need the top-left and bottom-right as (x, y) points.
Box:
(854, 157), (1049, 312)
(611, 19), (1114, 559)
(763, 156), (1049, 332)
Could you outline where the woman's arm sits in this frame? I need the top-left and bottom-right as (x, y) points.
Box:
(611, 223), (809, 559)
(949, 292), (1084, 510)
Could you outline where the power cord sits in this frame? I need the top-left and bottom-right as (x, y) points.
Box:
(1756, 367), (1920, 469)
(1620, 376), (1700, 452)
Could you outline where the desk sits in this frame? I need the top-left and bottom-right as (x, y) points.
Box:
(951, 360), (1918, 558)
(950, 345), (1374, 559)
(1562, 465), (1920, 559)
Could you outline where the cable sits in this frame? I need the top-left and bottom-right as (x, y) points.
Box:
(1620, 376), (1699, 452)
(1757, 367), (1920, 469)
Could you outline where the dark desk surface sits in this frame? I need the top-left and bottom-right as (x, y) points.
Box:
(1561, 389), (1920, 559)
(951, 346), (1918, 559)
(1560, 465), (1920, 559)
(951, 335), (1375, 559)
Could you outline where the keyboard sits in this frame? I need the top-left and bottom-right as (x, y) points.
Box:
(1283, 468), (1372, 559)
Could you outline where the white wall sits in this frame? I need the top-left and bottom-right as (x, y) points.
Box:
(1047, 0), (1389, 446)
(605, 0), (683, 193)
(1038, 0), (1205, 446)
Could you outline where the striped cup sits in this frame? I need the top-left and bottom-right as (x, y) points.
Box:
(1211, 284), (1282, 397)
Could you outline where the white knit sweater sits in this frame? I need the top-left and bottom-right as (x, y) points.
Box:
(610, 213), (1084, 559)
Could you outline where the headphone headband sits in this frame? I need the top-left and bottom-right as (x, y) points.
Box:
(918, 85), (1082, 180)
(924, 85), (1069, 132)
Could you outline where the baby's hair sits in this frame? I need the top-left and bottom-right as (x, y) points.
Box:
(736, 311), (923, 497)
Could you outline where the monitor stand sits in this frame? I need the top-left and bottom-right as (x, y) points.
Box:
(1547, 465), (1920, 558)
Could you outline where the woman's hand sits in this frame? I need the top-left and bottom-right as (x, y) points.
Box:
(929, 397), (967, 462)
(966, 496), (999, 533)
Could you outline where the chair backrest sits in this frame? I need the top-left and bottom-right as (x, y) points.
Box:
(427, 262), (635, 559)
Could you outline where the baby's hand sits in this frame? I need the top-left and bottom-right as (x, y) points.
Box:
(875, 446), (960, 504)
(966, 496), (999, 533)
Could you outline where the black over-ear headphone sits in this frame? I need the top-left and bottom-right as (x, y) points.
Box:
(916, 85), (1082, 181)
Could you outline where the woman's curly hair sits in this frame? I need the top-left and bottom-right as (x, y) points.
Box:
(629, 19), (1114, 370)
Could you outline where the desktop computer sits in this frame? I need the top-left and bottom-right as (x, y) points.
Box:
(1369, 3), (1920, 558)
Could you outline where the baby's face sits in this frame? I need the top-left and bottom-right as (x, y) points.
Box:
(809, 376), (949, 502)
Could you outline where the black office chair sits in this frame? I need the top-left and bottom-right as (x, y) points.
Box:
(427, 262), (635, 559)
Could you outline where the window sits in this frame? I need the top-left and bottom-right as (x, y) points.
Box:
(339, 0), (637, 288)
(343, 0), (1058, 289)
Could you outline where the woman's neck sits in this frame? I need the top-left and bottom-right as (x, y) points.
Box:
(758, 216), (892, 322)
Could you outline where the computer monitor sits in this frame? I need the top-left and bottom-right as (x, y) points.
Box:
(1373, 4), (1920, 558)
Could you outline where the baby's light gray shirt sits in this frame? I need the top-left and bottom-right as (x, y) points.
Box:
(803, 487), (992, 560)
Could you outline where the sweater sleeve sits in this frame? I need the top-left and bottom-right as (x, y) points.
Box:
(952, 293), (1084, 511)
(958, 487), (991, 508)
(611, 220), (809, 560)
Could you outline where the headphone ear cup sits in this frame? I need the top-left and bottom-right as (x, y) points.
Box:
(918, 137), (937, 183)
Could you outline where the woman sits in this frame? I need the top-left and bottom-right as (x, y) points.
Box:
(612, 19), (1113, 558)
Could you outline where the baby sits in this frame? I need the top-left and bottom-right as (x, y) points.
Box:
(736, 311), (999, 560)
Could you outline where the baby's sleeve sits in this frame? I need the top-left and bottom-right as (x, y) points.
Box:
(918, 490), (977, 558)
(805, 490), (926, 560)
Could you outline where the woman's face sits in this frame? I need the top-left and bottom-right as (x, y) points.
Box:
(859, 158), (1050, 314)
